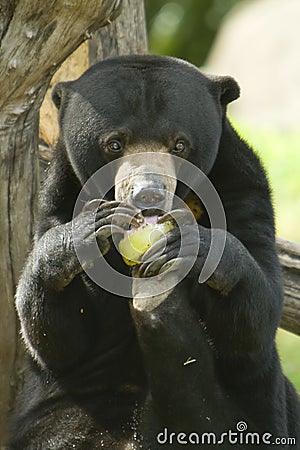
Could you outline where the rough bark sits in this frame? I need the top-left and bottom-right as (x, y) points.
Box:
(89, 0), (148, 62)
(277, 238), (300, 336)
(0, 1), (122, 447)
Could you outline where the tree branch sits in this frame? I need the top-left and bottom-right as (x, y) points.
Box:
(277, 238), (300, 336)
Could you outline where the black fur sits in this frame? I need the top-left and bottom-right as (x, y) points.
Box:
(9, 56), (300, 449)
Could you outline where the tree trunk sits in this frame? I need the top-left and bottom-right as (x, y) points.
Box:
(0, 107), (39, 450)
(0, 1), (122, 447)
(89, 0), (148, 62)
(277, 238), (300, 336)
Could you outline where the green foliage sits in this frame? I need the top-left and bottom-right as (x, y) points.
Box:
(277, 329), (300, 392)
(145, 0), (241, 66)
(233, 121), (300, 242)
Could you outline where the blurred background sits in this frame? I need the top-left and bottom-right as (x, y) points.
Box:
(145, 0), (300, 389)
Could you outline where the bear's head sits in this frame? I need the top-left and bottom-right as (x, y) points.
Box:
(52, 55), (239, 213)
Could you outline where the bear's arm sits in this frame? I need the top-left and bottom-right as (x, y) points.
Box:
(16, 144), (139, 372)
(16, 257), (92, 371)
(15, 147), (90, 371)
(201, 120), (284, 355)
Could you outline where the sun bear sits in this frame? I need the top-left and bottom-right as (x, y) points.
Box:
(8, 56), (300, 449)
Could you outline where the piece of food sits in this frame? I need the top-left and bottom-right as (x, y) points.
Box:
(119, 221), (174, 266)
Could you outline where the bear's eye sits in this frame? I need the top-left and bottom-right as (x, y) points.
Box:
(173, 140), (186, 154)
(107, 139), (123, 153)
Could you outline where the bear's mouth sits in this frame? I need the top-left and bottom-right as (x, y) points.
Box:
(140, 207), (166, 227)
(126, 193), (203, 235)
(126, 209), (163, 236)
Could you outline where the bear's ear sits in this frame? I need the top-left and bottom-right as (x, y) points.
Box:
(208, 74), (240, 107)
(52, 82), (70, 109)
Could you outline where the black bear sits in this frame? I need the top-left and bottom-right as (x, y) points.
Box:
(9, 56), (300, 449)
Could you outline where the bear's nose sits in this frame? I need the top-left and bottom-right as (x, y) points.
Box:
(131, 185), (167, 209)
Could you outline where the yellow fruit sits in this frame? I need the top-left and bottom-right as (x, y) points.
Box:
(119, 221), (174, 266)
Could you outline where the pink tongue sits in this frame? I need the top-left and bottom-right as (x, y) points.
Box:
(144, 215), (159, 226)
(126, 215), (159, 235)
